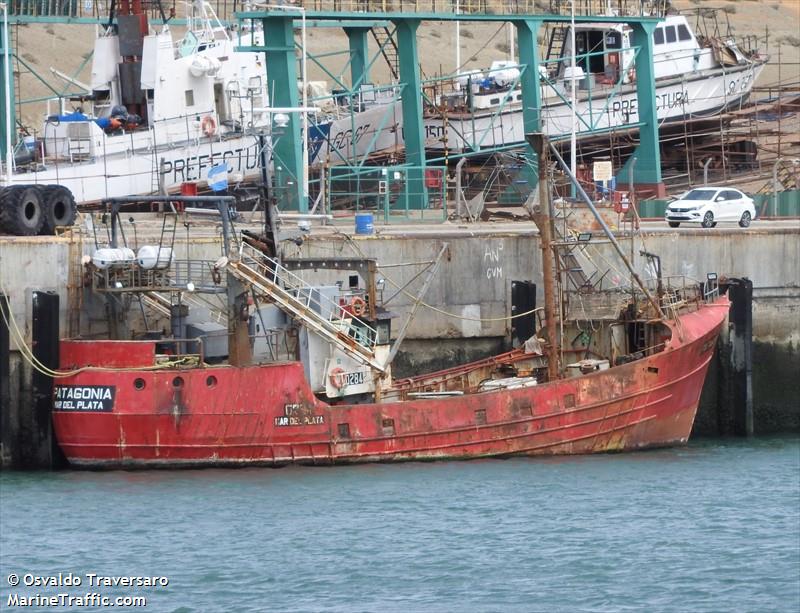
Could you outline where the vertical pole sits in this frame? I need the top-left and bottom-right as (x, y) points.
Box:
(262, 16), (306, 212)
(394, 19), (427, 209)
(569, 1), (577, 198)
(728, 278), (754, 437)
(515, 19), (543, 188)
(1, 4), (15, 174)
(227, 273), (252, 367)
(0, 294), (11, 468)
(344, 27), (370, 91)
(32, 291), (66, 468)
(528, 134), (559, 381)
(455, 0), (461, 73)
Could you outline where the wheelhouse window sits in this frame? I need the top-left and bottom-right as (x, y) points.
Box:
(653, 28), (664, 45)
(678, 24), (692, 42)
(665, 26), (677, 44)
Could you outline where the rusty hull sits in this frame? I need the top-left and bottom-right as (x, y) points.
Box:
(51, 297), (730, 468)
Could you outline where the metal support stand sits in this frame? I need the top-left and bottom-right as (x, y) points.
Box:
(344, 27), (371, 91)
(616, 21), (665, 197)
(515, 18), (544, 190)
(394, 18), (427, 209)
(261, 15), (306, 212)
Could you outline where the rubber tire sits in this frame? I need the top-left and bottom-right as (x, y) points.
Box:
(739, 211), (752, 228)
(0, 185), (45, 236)
(40, 185), (77, 235)
(711, 222), (718, 228)
(668, 221), (680, 228)
(701, 211), (714, 228)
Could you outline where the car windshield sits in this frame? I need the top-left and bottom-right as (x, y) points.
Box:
(682, 189), (717, 201)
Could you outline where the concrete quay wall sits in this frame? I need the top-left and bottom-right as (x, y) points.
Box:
(296, 225), (800, 345)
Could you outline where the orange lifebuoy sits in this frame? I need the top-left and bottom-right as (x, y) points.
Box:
(200, 115), (217, 137)
(350, 296), (366, 317)
(329, 367), (345, 389)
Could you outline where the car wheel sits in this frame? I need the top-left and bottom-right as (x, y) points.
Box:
(701, 211), (714, 228)
(739, 211), (752, 228)
(711, 222), (718, 228)
(668, 222), (680, 228)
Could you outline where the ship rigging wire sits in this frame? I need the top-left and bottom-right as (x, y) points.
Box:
(0, 275), (197, 377)
(337, 232), (543, 323)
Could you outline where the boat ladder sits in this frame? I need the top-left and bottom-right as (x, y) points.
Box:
(229, 242), (386, 373)
(370, 26), (399, 81)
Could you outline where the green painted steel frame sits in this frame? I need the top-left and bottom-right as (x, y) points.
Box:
(394, 19), (427, 209)
(261, 16), (305, 211)
(515, 19), (542, 186)
(234, 9), (663, 209)
(325, 164), (447, 221)
(345, 27), (370, 90)
(617, 21), (662, 186)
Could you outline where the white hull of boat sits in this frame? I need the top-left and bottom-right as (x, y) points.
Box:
(423, 62), (765, 153)
(3, 131), (265, 204)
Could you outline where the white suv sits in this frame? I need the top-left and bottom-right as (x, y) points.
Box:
(665, 187), (756, 228)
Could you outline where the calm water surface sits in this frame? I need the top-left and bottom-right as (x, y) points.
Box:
(1, 437), (798, 612)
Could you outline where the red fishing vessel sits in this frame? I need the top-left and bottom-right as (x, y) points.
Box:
(49, 137), (729, 468)
(53, 296), (727, 467)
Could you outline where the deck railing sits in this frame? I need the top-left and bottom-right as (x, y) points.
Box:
(235, 241), (380, 353)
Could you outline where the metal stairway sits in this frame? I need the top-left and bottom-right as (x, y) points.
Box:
(229, 242), (386, 373)
(558, 251), (592, 291)
(140, 292), (171, 319)
(776, 162), (800, 190)
(544, 25), (567, 73)
(551, 202), (597, 292)
(370, 27), (399, 81)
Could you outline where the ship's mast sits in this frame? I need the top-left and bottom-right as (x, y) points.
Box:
(528, 133), (560, 381)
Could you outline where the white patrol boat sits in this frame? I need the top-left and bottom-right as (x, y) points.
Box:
(423, 14), (766, 153)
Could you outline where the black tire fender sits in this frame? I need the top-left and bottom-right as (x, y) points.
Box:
(40, 184), (77, 235)
(0, 185), (45, 236)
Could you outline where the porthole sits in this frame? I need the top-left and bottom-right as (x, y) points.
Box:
(206, 375), (217, 388)
(134, 378), (146, 390)
(172, 376), (184, 389)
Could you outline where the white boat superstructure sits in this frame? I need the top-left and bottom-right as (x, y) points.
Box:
(3, 1), (271, 204)
(424, 15), (766, 153)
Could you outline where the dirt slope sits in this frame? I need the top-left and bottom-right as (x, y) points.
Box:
(11, 1), (800, 131)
